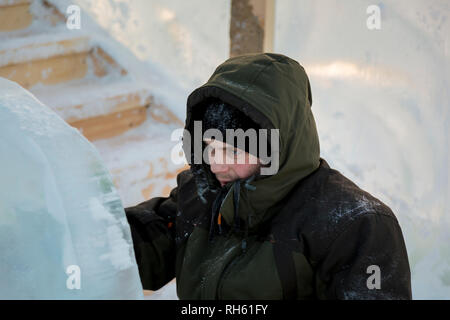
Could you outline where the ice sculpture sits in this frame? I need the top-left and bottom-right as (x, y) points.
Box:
(0, 77), (143, 299)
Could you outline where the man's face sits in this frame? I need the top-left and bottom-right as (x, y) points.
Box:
(204, 139), (261, 186)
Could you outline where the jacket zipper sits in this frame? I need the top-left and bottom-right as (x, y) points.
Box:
(216, 236), (258, 299)
(216, 248), (245, 299)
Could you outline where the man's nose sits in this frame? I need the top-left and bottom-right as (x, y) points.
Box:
(210, 160), (228, 174)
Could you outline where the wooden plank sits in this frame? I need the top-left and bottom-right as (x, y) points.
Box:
(0, 43), (124, 89)
(230, 0), (264, 56)
(263, 0), (275, 53)
(69, 106), (147, 141)
(230, 0), (275, 55)
(0, 2), (32, 31)
(149, 103), (184, 127)
(0, 51), (89, 88)
(90, 47), (127, 77)
(0, 0), (30, 9)
(0, 36), (90, 67)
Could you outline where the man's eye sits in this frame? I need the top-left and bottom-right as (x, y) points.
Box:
(231, 149), (242, 157)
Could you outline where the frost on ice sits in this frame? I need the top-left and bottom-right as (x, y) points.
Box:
(0, 77), (143, 299)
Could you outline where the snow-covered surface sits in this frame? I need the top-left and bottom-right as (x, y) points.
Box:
(92, 107), (185, 208)
(47, 0), (231, 118)
(275, 0), (450, 299)
(0, 77), (143, 299)
(0, 0), (66, 38)
(30, 75), (149, 120)
(0, 33), (90, 67)
(0, 1), (90, 66)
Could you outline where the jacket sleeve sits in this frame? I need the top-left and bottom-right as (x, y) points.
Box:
(316, 213), (412, 300)
(125, 184), (178, 291)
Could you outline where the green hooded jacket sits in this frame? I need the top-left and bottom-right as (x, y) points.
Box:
(125, 53), (412, 299)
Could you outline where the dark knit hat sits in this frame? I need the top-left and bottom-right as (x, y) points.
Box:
(202, 98), (266, 158)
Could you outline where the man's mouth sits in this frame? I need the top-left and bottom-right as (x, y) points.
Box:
(217, 178), (231, 185)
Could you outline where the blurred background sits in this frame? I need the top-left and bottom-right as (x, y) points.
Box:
(0, 0), (448, 299)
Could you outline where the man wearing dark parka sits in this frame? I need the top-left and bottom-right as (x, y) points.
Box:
(125, 53), (412, 299)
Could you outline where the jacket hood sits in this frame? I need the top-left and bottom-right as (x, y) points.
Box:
(183, 53), (320, 232)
